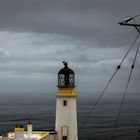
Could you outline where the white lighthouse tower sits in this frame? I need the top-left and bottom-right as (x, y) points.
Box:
(55, 62), (78, 140)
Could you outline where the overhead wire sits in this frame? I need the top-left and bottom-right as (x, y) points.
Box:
(110, 38), (140, 140)
(73, 13), (140, 140)
(133, 13), (140, 19)
(73, 34), (140, 140)
(126, 13), (140, 22)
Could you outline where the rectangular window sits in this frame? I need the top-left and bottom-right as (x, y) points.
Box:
(63, 100), (67, 106)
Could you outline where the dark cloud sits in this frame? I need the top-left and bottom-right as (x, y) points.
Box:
(0, 0), (140, 47)
(0, 0), (140, 93)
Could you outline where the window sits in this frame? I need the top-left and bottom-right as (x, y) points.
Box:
(58, 74), (65, 87)
(69, 74), (74, 86)
(63, 100), (67, 106)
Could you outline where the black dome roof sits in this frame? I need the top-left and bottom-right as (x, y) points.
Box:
(58, 62), (74, 74)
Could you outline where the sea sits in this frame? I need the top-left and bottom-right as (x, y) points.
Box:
(0, 92), (140, 140)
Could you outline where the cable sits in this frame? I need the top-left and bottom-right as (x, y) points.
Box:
(110, 39), (140, 140)
(119, 34), (139, 66)
(133, 13), (140, 33)
(110, 67), (133, 140)
(133, 40), (140, 65)
(127, 13), (140, 21)
(73, 69), (118, 140)
(73, 34), (140, 140)
(133, 13), (140, 19)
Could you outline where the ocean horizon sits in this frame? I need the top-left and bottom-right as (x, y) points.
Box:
(0, 92), (140, 140)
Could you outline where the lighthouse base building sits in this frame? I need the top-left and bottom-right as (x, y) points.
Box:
(0, 62), (78, 140)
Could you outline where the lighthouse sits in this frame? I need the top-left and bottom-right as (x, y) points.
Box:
(55, 62), (78, 140)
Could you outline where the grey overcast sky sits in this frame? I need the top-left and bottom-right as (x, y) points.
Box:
(0, 0), (140, 96)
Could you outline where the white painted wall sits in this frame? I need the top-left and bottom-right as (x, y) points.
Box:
(27, 125), (32, 135)
(15, 130), (24, 140)
(55, 96), (78, 140)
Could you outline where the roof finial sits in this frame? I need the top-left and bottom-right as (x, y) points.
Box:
(63, 61), (68, 68)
